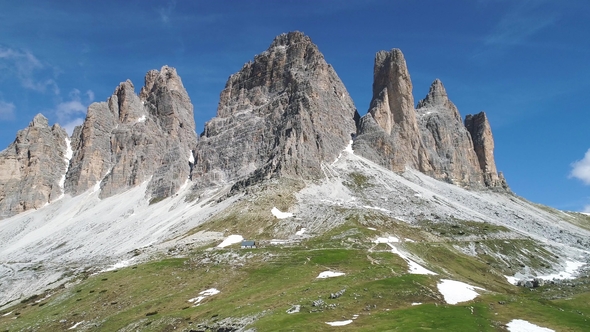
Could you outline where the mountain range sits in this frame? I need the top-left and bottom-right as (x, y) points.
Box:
(0, 31), (588, 331)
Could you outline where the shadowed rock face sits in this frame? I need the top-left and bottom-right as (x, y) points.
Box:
(0, 115), (69, 218)
(65, 66), (197, 200)
(355, 49), (508, 190)
(465, 112), (509, 189)
(192, 31), (359, 189)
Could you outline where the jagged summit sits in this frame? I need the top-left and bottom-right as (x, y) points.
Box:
(193, 31), (358, 188)
(0, 32), (509, 219)
(0, 114), (69, 218)
(355, 48), (507, 190)
(416, 79), (461, 122)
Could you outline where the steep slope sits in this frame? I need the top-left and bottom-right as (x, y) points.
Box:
(0, 115), (69, 218)
(355, 49), (507, 190)
(65, 66), (197, 200)
(192, 31), (359, 189)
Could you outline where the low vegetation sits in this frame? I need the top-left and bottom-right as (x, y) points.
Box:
(2, 211), (589, 331)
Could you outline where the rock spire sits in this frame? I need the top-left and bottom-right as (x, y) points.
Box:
(355, 49), (507, 190)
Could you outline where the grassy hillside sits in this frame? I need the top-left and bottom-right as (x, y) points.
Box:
(2, 210), (588, 332)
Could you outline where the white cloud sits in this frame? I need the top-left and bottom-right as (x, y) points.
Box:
(0, 47), (59, 94)
(570, 149), (590, 185)
(53, 89), (94, 135)
(0, 100), (15, 120)
(583, 205), (590, 214)
(62, 118), (85, 136)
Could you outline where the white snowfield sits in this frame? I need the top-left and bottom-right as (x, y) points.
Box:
(317, 271), (345, 278)
(506, 319), (555, 332)
(217, 235), (243, 248)
(437, 279), (485, 305)
(271, 207), (293, 219)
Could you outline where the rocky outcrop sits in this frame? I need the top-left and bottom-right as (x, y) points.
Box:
(465, 112), (508, 189)
(0, 114), (69, 218)
(359, 49), (429, 172)
(415, 79), (484, 186)
(355, 49), (507, 190)
(66, 66), (197, 200)
(192, 31), (358, 188)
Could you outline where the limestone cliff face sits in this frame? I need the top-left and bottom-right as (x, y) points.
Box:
(465, 112), (509, 189)
(355, 49), (507, 190)
(192, 31), (358, 188)
(0, 115), (69, 218)
(66, 66), (197, 200)
(416, 79), (484, 186)
(361, 49), (429, 172)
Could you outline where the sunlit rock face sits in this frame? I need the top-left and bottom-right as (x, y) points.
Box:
(192, 31), (359, 189)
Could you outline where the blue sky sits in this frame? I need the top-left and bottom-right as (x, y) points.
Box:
(1, 0), (589, 212)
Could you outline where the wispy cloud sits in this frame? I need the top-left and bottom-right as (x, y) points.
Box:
(0, 100), (15, 120)
(570, 148), (590, 185)
(474, 1), (559, 59)
(0, 47), (59, 94)
(157, 0), (176, 24)
(584, 205), (590, 213)
(53, 89), (94, 135)
(484, 4), (558, 47)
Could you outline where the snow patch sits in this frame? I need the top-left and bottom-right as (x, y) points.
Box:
(217, 235), (243, 248)
(505, 261), (586, 285)
(57, 137), (73, 197)
(437, 279), (485, 304)
(188, 150), (194, 164)
(100, 259), (134, 272)
(325, 320), (353, 326)
(506, 319), (555, 332)
(188, 288), (220, 306)
(295, 228), (306, 236)
(271, 207), (293, 219)
(317, 271), (345, 279)
(2, 311), (12, 317)
(383, 242), (437, 275)
(137, 115), (146, 123)
(373, 236), (399, 244)
(537, 261), (585, 280)
(367, 227), (377, 231)
(68, 321), (84, 330)
(411, 302), (422, 306)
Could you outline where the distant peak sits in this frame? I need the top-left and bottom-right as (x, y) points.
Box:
(30, 113), (49, 128)
(270, 31), (312, 48)
(419, 79), (449, 107)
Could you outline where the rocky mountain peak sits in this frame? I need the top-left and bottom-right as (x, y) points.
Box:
(0, 115), (69, 218)
(194, 31), (358, 188)
(65, 65), (196, 200)
(369, 48), (416, 135)
(30, 113), (50, 128)
(417, 79), (461, 122)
